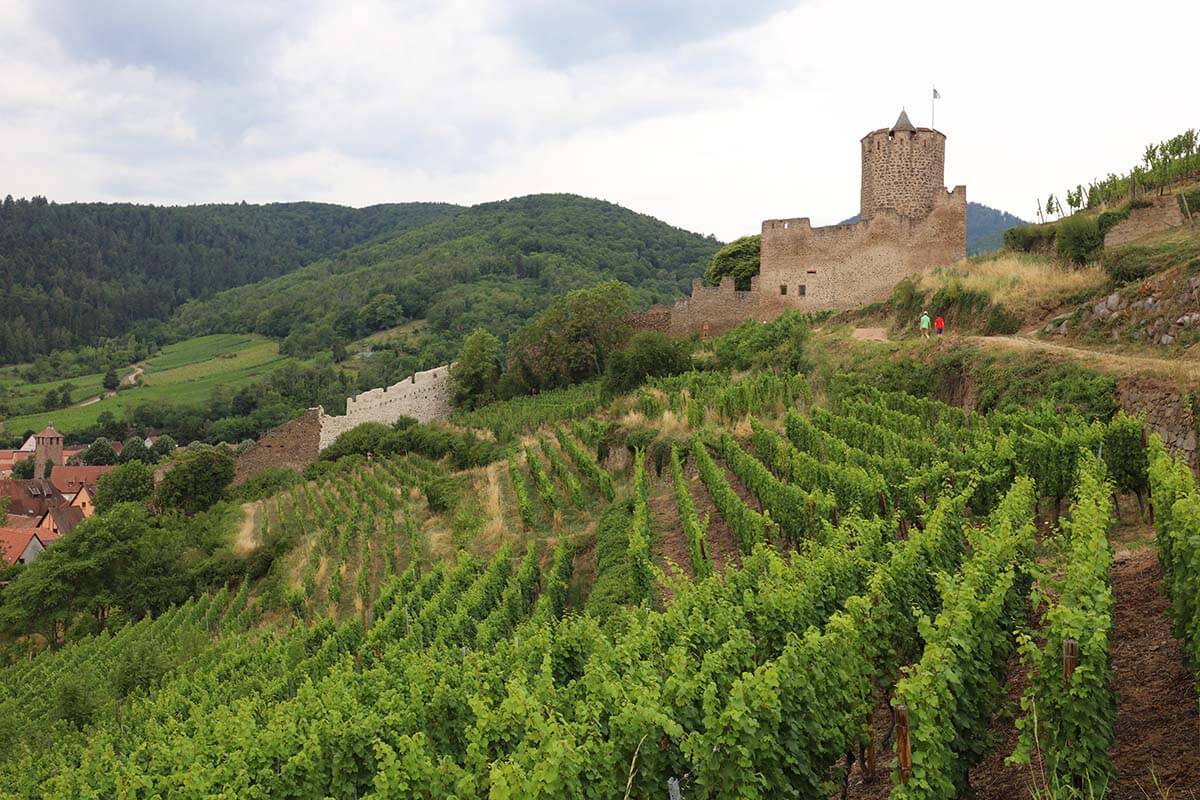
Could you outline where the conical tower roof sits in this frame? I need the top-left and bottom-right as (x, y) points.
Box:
(890, 109), (915, 134)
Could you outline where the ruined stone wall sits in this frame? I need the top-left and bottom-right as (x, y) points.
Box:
(232, 408), (322, 486)
(1103, 195), (1187, 248)
(860, 128), (946, 219)
(638, 187), (967, 338)
(1115, 376), (1197, 468)
(318, 365), (453, 450)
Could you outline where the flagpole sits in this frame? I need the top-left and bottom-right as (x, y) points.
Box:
(931, 89), (936, 130)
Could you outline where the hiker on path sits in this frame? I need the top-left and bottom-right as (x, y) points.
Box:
(935, 314), (945, 336)
(919, 310), (931, 339)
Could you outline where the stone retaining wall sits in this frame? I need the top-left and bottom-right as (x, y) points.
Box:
(1115, 375), (1196, 468)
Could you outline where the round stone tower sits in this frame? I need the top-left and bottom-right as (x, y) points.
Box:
(859, 109), (946, 220)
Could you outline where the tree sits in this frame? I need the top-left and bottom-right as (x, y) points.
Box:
(94, 461), (156, 513)
(0, 503), (149, 641)
(103, 369), (120, 392)
(704, 235), (761, 291)
(119, 437), (156, 465)
(450, 328), (502, 408)
(79, 438), (118, 466)
(503, 281), (633, 395)
(150, 434), (177, 459)
(158, 448), (235, 515)
(10, 459), (37, 479)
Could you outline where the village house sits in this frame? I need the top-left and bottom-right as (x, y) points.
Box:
(0, 528), (46, 567)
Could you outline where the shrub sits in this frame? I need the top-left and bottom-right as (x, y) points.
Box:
(1055, 215), (1103, 266)
(1003, 223), (1056, 253)
(94, 461), (156, 513)
(158, 449), (235, 515)
(603, 332), (693, 395)
(713, 310), (813, 372)
(422, 475), (461, 514)
(227, 467), (302, 503)
(984, 304), (1021, 335)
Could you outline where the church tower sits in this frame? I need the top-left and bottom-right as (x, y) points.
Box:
(859, 109), (947, 220)
(33, 424), (63, 480)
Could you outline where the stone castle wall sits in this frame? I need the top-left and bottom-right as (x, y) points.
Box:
(860, 128), (946, 219)
(1103, 194), (1186, 248)
(231, 408), (323, 486)
(232, 365), (454, 484)
(646, 187), (967, 338)
(318, 365), (453, 450)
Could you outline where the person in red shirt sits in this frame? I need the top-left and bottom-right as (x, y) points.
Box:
(934, 315), (945, 336)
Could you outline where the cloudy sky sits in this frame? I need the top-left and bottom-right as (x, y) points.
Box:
(2, 0), (1196, 240)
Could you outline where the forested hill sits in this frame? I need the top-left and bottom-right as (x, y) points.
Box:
(0, 198), (460, 363)
(169, 193), (720, 354)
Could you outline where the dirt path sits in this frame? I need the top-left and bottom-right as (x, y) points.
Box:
(967, 334), (1200, 381)
(1107, 547), (1200, 798)
(852, 327), (890, 342)
(122, 364), (145, 387)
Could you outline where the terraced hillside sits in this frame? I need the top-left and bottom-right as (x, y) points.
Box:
(1, 356), (1196, 798)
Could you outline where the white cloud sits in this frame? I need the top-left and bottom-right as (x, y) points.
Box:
(0, 0), (1197, 239)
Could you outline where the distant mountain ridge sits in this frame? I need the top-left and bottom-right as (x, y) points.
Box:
(839, 201), (1026, 256)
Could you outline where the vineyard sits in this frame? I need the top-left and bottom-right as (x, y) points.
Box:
(0, 364), (1196, 798)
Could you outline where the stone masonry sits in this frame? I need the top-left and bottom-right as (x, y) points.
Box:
(232, 365), (454, 484)
(318, 365), (453, 450)
(639, 110), (967, 337)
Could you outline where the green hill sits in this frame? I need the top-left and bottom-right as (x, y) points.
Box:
(0, 198), (460, 364)
(169, 193), (720, 364)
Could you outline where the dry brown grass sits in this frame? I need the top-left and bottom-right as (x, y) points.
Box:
(917, 253), (1108, 312)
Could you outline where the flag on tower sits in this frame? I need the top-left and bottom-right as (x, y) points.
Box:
(933, 87), (941, 99)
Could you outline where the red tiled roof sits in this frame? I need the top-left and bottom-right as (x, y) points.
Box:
(48, 466), (113, 496)
(0, 528), (43, 566)
(5, 515), (39, 529)
(0, 479), (66, 517)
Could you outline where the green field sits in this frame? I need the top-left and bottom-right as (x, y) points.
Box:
(0, 334), (292, 437)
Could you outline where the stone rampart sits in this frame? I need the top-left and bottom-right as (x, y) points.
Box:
(1103, 195), (1186, 248)
(318, 365), (453, 450)
(232, 365), (454, 484)
(231, 408), (323, 486)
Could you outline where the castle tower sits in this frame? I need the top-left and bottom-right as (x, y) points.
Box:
(859, 109), (947, 220)
(33, 424), (63, 480)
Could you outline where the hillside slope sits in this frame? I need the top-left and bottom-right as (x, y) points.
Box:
(0, 198), (460, 363)
(169, 193), (720, 354)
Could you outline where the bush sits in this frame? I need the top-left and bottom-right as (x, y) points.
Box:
(227, 467), (302, 503)
(1055, 214), (1103, 265)
(422, 475), (461, 514)
(1003, 223), (1056, 253)
(603, 332), (692, 395)
(319, 419), (501, 469)
(713, 311), (813, 372)
(984, 304), (1021, 335)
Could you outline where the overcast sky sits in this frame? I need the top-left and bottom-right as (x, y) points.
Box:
(2, 0), (1196, 240)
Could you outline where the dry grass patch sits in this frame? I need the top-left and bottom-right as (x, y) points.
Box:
(918, 253), (1107, 313)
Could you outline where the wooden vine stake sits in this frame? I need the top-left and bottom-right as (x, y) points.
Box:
(896, 704), (912, 784)
(1062, 639), (1079, 688)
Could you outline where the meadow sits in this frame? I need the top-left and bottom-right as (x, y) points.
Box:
(0, 334), (293, 437)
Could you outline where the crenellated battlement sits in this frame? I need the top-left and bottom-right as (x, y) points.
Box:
(319, 364), (454, 450)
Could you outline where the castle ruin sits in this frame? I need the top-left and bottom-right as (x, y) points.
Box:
(231, 365), (453, 484)
(635, 111), (966, 336)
